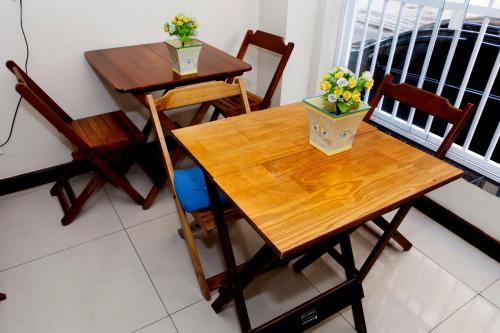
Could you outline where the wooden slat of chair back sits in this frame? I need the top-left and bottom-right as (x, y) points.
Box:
(231, 30), (294, 110)
(6, 61), (73, 123)
(247, 30), (290, 55)
(365, 74), (475, 159)
(147, 78), (250, 189)
(154, 78), (251, 113)
(6, 61), (91, 153)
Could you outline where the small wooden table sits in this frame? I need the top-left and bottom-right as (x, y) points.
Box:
(85, 41), (252, 207)
(173, 103), (462, 332)
(85, 41), (251, 97)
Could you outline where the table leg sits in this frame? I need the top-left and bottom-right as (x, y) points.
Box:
(359, 202), (413, 281)
(204, 173), (251, 332)
(0, 293), (6, 301)
(340, 236), (367, 333)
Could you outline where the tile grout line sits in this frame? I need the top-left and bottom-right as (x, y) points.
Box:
(168, 315), (181, 333)
(124, 210), (179, 231)
(409, 241), (493, 294)
(427, 294), (480, 333)
(478, 293), (500, 310)
(478, 277), (500, 309)
(0, 228), (124, 273)
(479, 276), (499, 294)
(170, 298), (205, 316)
(103, 188), (171, 317)
(130, 315), (170, 333)
(361, 223), (482, 293)
(339, 312), (356, 331)
(301, 272), (321, 294)
(367, 217), (489, 295)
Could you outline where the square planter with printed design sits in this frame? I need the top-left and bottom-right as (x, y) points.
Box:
(304, 96), (370, 156)
(303, 66), (375, 156)
(165, 39), (203, 75)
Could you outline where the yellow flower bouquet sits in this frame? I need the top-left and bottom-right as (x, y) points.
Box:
(319, 67), (374, 114)
(164, 13), (199, 47)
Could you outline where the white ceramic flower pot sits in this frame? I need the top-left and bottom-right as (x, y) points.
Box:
(165, 39), (203, 75)
(303, 96), (370, 156)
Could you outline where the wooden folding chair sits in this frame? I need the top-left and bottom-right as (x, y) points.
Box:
(293, 74), (475, 272)
(190, 30), (294, 125)
(147, 78), (251, 300)
(6, 60), (157, 225)
(362, 74), (476, 249)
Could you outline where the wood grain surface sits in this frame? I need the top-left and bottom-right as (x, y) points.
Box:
(85, 41), (252, 94)
(173, 103), (463, 258)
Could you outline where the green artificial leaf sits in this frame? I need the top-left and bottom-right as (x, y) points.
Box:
(337, 102), (351, 114)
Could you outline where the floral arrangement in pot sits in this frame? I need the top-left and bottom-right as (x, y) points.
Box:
(164, 13), (199, 47)
(303, 66), (374, 156)
(319, 67), (374, 115)
(164, 13), (202, 75)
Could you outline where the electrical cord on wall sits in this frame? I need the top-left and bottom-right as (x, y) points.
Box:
(1, 0), (29, 148)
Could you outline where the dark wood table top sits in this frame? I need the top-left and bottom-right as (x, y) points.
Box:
(173, 103), (463, 258)
(85, 41), (252, 95)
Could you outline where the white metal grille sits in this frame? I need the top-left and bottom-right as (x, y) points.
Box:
(340, 0), (500, 182)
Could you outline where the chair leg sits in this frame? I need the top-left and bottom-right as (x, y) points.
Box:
(61, 173), (105, 226)
(50, 162), (75, 196)
(142, 182), (164, 210)
(210, 108), (221, 121)
(189, 102), (212, 126)
(177, 221), (202, 239)
(134, 146), (167, 210)
(372, 216), (412, 251)
(177, 205), (211, 300)
(91, 155), (144, 205)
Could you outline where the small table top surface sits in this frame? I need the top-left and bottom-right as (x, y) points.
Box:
(173, 103), (463, 258)
(84, 41), (252, 95)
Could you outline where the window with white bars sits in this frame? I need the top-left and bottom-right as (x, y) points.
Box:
(340, 0), (500, 182)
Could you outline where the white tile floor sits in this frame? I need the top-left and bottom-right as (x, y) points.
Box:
(0, 168), (499, 333)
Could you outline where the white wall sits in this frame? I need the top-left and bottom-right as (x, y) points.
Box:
(0, 0), (346, 180)
(257, 0), (288, 107)
(257, 0), (345, 105)
(280, 0), (345, 104)
(0, 0), (260, 179)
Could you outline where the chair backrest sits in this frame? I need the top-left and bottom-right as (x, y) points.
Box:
(365, 74), (475, 159)
(232, 30), (294, 110)
(5, 60), (90, 151)
(146, 78), (251, 193)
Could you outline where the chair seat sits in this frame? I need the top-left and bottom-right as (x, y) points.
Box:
(71, 111), (146, 158)
(212, 90), (262, 117)
(174, 167), (228, 213)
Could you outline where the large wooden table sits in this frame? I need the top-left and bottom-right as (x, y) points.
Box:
(85, 41), (252, 207)
(174, 102), (462, 332)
